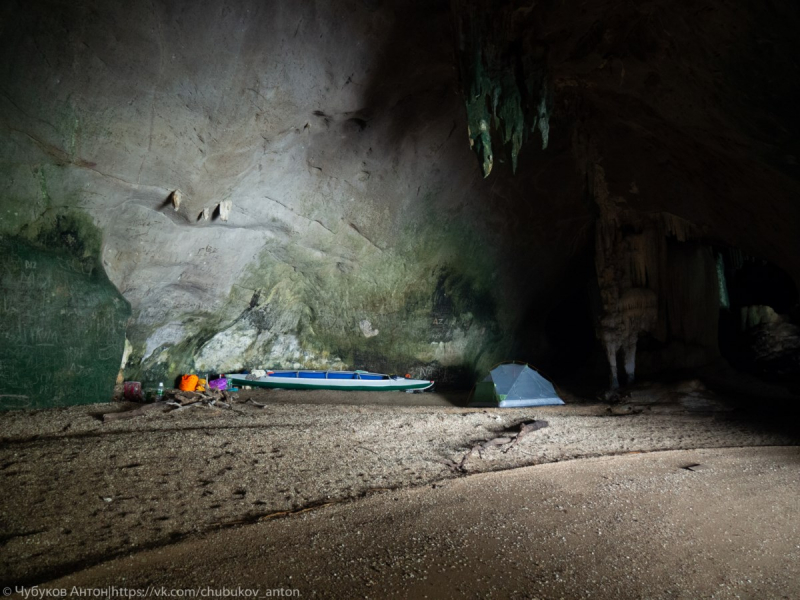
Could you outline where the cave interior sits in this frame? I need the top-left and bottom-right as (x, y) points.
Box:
(2, 0), (800, 595)
(1, 0), (799, 410)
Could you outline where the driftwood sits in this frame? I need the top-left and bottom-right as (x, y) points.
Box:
(502, 419), (549, 453)
(165, 388), (234, 408)
(173, 391), (204, 405)
(449, 419), (550, 470)
(103, 389), (241, 423)
(478, 436), (513, 457)
(441, 455), (470, 473)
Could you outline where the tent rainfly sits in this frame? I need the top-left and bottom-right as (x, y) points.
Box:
(469, 363), (564, 408)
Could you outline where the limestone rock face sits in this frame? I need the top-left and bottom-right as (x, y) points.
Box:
(1, 0), (799, 394)
(0, 0), (538, 385)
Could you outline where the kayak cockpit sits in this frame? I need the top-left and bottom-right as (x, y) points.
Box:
(266, 371), (391, 380)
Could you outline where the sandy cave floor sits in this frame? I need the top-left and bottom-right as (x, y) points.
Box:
(1, 384), (799, 597)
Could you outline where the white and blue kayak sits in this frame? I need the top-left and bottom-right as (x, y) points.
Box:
(224, 370), (434, 392)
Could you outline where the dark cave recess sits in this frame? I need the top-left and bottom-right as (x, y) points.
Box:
(522, 244), (800, 394)
(718, 250), (800, 385)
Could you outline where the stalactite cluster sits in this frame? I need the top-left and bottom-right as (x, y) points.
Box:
(589, 164), (722, 388)
(451, 0), (551, 177)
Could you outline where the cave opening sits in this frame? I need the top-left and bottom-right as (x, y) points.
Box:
(513, 245), (609, 394)
(512, 224), (800, 400)
(542, 287), (600, 382)
(717, 250), (800, 386)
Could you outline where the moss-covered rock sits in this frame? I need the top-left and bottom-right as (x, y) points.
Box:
(129, 207), (511, 387)
(0, 214), (129, 409)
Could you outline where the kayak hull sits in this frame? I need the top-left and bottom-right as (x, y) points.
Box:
(224, 371), (434, 392)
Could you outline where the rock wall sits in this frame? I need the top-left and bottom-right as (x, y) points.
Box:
(0, 0), (557, 390)
(2, 0), (799, 401)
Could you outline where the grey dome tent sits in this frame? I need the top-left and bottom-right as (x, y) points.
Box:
(469, 363), (564, 408)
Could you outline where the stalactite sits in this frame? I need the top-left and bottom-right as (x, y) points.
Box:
(716, 253), (730, 309)
(452, 0), (550, 177)
(659, 212), (697, 242)
(573, 118), (727, 386)
(627, 231), (660, 289)
(588, 163), (724, 387)
(590, 165), (655, 388)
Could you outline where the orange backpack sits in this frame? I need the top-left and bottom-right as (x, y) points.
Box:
(179, 374), (199, 391)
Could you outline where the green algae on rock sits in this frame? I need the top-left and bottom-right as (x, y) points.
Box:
(128, 210), (511, 387)
(452, 0), (551, 176)
(0, 216), (130, 409)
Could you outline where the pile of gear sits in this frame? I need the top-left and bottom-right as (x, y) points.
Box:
(178, 374), (230, 393)
(168, 374), (236, 410)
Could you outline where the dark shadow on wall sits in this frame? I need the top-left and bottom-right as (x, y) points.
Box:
(353, 0), (457, 147)
(511, 244), (605, 390)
